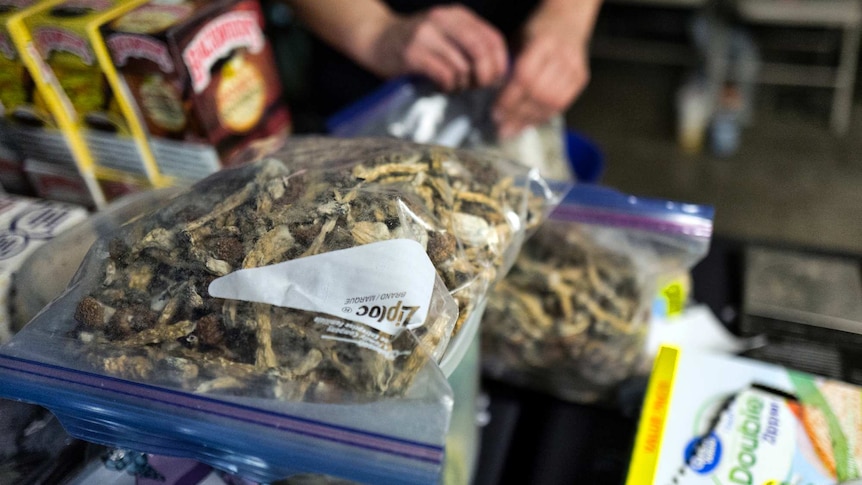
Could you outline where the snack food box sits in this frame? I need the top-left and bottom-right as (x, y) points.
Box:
(102, 0), (291, 181)
(627, 346), (862, 484)
(0, 193), (87, 343)
(9, 0), (171, 202)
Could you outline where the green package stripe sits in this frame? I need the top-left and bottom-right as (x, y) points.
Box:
(789, 372), (858, 480)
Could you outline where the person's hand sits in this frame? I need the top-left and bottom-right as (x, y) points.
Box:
(493, 2), (596, 139)
(369, 5), (509, 91)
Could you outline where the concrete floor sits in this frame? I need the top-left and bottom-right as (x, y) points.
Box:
(567, 59), (862, 255)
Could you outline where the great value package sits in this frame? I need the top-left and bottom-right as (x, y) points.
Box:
(0, 0), (38, 194)
(628, 346), (862, 484)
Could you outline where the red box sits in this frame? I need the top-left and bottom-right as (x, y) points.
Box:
(102, 0), (290, 179)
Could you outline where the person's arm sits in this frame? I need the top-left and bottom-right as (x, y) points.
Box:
(493, 0), (603, 138)
(287, 0), (508, 91)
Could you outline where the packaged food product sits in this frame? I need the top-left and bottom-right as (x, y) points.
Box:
(8, 0), (146, 207)
(37, 0), (167, 183)
(628, 345), (862, 484)
(0, 136), (557, 483)
(0, 0), (37, 194)
(0, 398), (86, 484)
(102, 0), (291, 182)
(0, 0), (36, 121)
(481, 185), (714, 403)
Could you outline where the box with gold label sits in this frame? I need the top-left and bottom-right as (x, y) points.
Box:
(7, 0), (170, 207)
(102, 0), (290, 181)
(0, 1), (37, 121)
(7, 0), (106, 207)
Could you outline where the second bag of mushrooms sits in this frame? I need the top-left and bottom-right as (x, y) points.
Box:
(481, 185), (714, 403)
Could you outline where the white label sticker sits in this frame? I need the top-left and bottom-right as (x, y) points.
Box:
(208, 239), (436, 335)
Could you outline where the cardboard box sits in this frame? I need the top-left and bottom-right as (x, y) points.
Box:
(11, 0), (168, 191)
(0, 192), (87, 343)
(627, 346), (862, 484)
(103, 0), (290, 181)
(8, 0), (108, 208)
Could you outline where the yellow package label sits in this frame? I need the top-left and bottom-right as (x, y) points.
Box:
(654, 272), (692, 320)
(626, 346), (680, 485)
(660, 279), (687, 317)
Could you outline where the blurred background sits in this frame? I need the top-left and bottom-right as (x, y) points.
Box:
(572, 0), (862, 256)
(272, 0), (862, 256)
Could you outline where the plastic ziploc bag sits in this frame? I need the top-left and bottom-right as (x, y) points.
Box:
(327, 77), (574, 182)
(0, 136), (560, 484)
(481, 184), (714, 404)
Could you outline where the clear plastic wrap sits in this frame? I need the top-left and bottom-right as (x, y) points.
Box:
(0, 136), (559, 484)
(327, 77), (573, 182)
(481, 185), (714, 404)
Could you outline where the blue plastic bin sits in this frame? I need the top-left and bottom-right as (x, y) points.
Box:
(565, 130), (604, 184)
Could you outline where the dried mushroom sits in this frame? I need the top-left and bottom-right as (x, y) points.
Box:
(481, 223), (650, 403)
(73, 137), (545, 401)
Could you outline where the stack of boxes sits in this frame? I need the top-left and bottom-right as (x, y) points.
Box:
(8, 0), (159, 208)
(0, 0), (288, 208)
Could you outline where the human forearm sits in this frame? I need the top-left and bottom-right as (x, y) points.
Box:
(525, 0), (603, 46)
(286, 1), (508, 90)
(286, 0), (396, 76)
(493, 0), (604, 138)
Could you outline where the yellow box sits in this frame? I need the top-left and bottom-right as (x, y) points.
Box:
(8, 0), (168, 207)
(85, 0), (173, 187)
(9, 0), (106, 207)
